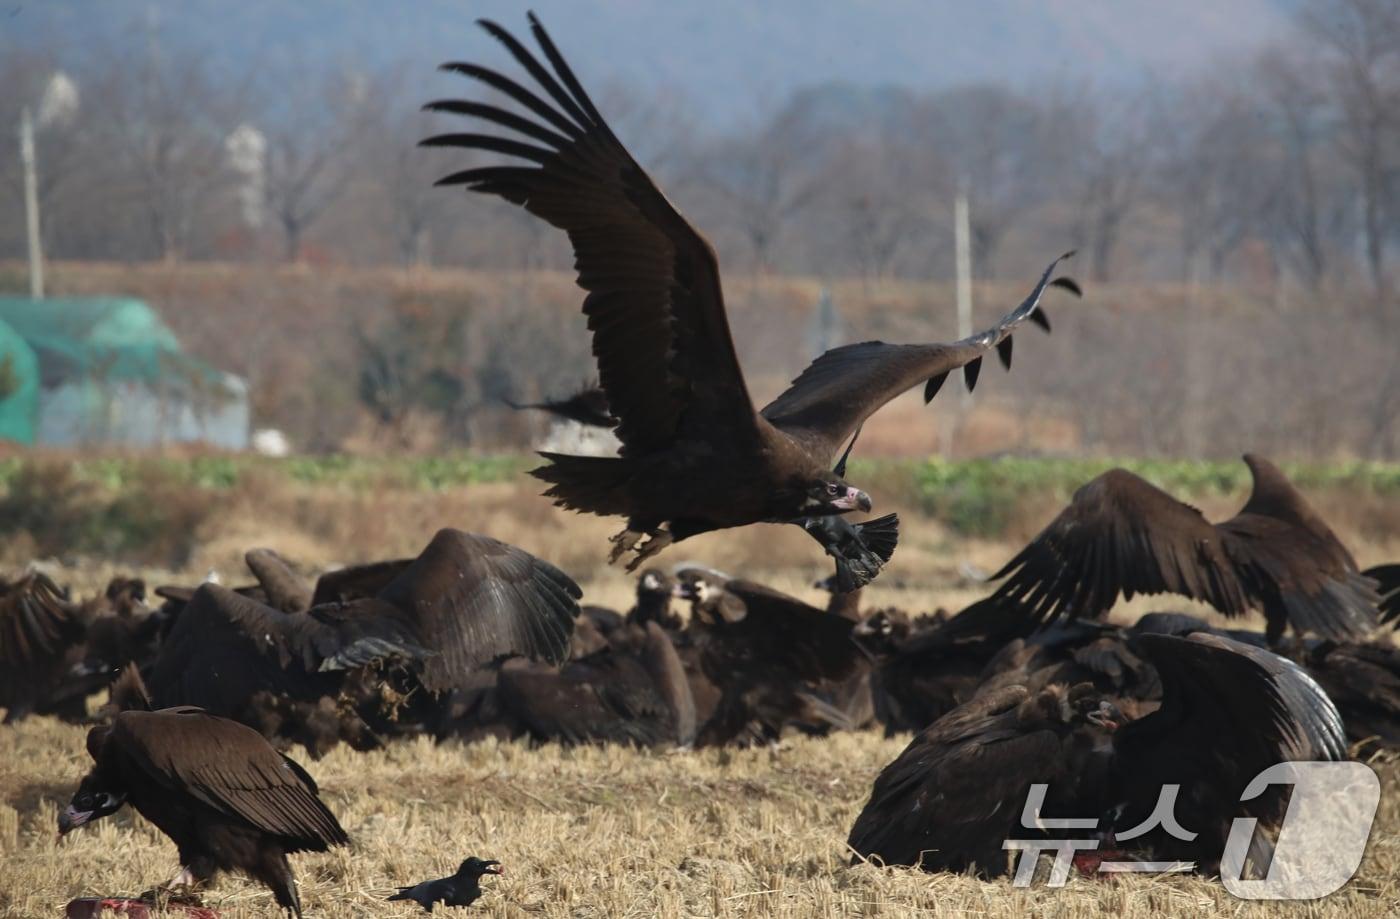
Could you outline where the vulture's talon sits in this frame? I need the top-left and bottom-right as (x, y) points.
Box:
(608, 529), (644, 565)
(624, 531), (674, 572)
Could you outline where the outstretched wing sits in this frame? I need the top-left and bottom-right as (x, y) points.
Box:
(149, 585), (427, 713)
(1113, 633), (1345, 836)
(112, 708), (347, 851)
(0, 572), (83, 703)
(1217, 455), (1379, 641)
(985, 469), (1249, 628)
(760, 256), (1076, 464)
(424, 14), (757, 455)
(376, 529), (581, 692)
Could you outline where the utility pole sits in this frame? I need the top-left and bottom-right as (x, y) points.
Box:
(20, 107), (44, 299)
(954, 181), (973, 406)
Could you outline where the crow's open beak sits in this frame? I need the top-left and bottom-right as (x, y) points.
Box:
(484, 862), (503, 875)
(832, 488), (872, 513)
(58, 806), (92, 835)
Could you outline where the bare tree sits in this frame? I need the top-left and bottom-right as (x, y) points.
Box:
(260, 65), (369, 262)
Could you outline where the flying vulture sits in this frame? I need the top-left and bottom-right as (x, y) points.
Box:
(60, 679), (349, 918)
(512, 382), (901, 590)
(423, 14), (1077, 574)
(388, 857), (503, 912)
(847, 632), (1344, 876)
(983, 454), (1380, 643)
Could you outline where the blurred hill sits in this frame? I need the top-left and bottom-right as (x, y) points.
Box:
(6, 0), (1288, 125)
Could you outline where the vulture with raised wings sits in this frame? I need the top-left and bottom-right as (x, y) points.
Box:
(983, 454), (1380, 643)
(60, 676), (348, 918)
(848, 632), (1344, 876)
(0, 571), (85, 723)
(148, 529), (580, 754)
(424, 14), (1077, 574)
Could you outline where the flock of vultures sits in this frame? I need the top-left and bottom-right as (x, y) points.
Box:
(5, 13), (1400, 917)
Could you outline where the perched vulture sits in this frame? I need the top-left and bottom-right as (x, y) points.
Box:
(60, 688), (348, 918)
(0, 571), (84, 723)
(1365, 563), (1400, 627)
(424, 14), (1076, 574)
(388, 857), (503, 912)
(498, 621), (696, 747)
(848, 632), (1344, 876)
(984, 454), (1380, 643)
(675, 569), (863, 744)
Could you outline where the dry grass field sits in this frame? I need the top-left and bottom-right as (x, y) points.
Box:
(2, 475), (1399, 917)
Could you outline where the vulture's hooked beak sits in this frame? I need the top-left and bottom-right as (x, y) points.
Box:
(58, 806), (92, 835)
(1086, 702), (1123, 733)
(832, 487), (872, 513)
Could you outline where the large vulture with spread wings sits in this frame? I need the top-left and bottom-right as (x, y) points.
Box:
(423, 14), (1077, 572)
(983, 454), (1380, 643)
(147, 529), (581, 753)
(848, 632), (1344, 876)
(60, 681), (348, 918)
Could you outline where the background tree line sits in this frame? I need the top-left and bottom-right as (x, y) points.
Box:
(0, 0), (1397, 459)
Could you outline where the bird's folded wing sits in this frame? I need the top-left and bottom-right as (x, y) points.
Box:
(0, 572), (81, 670)
(423, 14), (758, 455)
(112, 709), (348, 848)
(761, 254), (1074, 465)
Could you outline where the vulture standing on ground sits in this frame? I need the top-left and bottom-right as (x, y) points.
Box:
(847, 632), (1344, 876)
(498, 620), (696, 747)
(982, 454), (1380, 644)
(675, 568), (863, 744)
(423, 14), (1077, 577)
(59, 672), (348, 918)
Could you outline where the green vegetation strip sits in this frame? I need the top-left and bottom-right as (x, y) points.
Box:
(0, 454), (1395, 545)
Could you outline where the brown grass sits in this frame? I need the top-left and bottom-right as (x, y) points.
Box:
(3, 477), (1400, 916)
(2, 721), (1398, 918)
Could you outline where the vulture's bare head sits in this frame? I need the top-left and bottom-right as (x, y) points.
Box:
(59, 773), (126, 835)
(794, 474), (872, 518)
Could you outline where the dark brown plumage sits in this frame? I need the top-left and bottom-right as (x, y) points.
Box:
(498, 621), (695, 747)
(423, 14), (1074, 574)
(244, 548), (313, 614)
(508, 383), (616, 428)
(147, 529), (580, 754)
(986, 454), (1380, 643)
(1365, 563), (1400, 627)
(847, 632), (1344, 876)
(60, 692), (348, 917)
(676, 569), (862, 745)
(0, 571), (84, 723)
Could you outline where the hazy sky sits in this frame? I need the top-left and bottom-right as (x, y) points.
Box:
(6, 0), (1293, 124)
